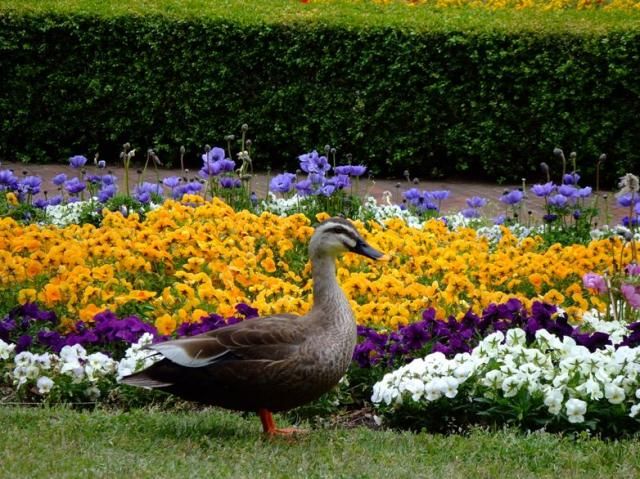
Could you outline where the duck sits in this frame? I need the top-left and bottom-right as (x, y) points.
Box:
(121, 217), (387, 436)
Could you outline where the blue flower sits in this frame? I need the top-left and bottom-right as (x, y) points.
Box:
(531, 182), (555, 197)
(18, 176), (42, 195)
(548, 194), (568, 207)
(201, 147), (225, 164)
(461, 207), (480, 219)
(162, 176), (181, 189)
(48, 195), (63, 206)
(430, 190), (450, 201)
(219, 177), (241, 189)
(558, 184), (577, 198)
(0, 170), (19, 190)
(295, 179), (314, 196)
(577, 186), (592, 198)
(52, 173), (67, 186)
(64, 177), (86, 195)
(69, 155), (88, 169)
(299, 151), (331, 175)
(318, 184), (336, 197)
(466, 196), (487, 208)
(101, 174), (117, 186)
(500, 190), (523, 205)
(403, 188), (421, 202)
(328, 174), (351, 189)
(269, 173), (296, 193)
(562, 172), (580, 185)
(98, 184), (117, 202)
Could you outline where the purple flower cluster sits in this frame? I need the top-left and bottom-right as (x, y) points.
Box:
(0, 169), (19, 191)
(175, 303), (259, 336)
(199, 147), (235, 179)
(353, 299), (630, 368)
(461, 196), (487, 219)
(403, 188), (450, 213)
(268, 150), (366, 197)
(0, 302), (259, 357)
(133, 182), (163, 204)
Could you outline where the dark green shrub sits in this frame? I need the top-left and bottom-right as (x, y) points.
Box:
(0, 5), (639, 185)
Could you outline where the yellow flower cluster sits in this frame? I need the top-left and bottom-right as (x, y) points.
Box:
(0, 198), (621, 333)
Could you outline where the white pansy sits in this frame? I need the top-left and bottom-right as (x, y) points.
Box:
(506, 328), (526, 346)
(605, 383), (626, 404)
(0, 339), (16, 360)
(36, 376), (54, 395)
(401, 378), (425, 402)
(565, 398), (587, 423)
(14, 351), (35, 368)
(544, 388), (564, 415)
(576, 378), (604, 401)
(34, 353), (53, 370)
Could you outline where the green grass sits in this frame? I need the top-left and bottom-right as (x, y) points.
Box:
(2, 405), (640, 478)
(1, 0), (639, 34)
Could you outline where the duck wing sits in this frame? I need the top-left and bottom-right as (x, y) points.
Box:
(149, 313), (304, 367)
(120, 313), (306, 388)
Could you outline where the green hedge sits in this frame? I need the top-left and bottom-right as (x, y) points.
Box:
(1, 6), (639, 183)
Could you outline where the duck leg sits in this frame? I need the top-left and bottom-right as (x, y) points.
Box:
(258, 408), (304, 436)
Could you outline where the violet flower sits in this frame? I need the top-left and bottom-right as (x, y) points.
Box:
(621, 284), (640, 309)
(63, 177), (86, 195)
(69, 155), (88, 169)
(500, 190), (523, 205)
(531, 182), (555, 197)
(582, 273), (607, 294)
(269, 173), (296, 194)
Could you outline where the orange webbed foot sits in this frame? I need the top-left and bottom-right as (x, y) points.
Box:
(258, 408), (307, 438)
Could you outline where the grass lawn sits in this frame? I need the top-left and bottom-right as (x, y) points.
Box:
(2, 405), (640, 478)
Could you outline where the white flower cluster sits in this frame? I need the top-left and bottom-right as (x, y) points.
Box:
(0, 333), (159, 399)
(44, 199), (100, 227)
(116, 332), (160, 381)
(373, 328), (640, 425)
(581, 309), (630, 345)
(259, 193), (308, 217)
(8, 342), (116, 398)
(359, 197), (425, 229)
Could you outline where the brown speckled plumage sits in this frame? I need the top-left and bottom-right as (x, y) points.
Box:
(121, 218), (385, 416)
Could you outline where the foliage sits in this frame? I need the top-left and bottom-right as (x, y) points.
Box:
(0, 5), (639, 183)
(5, 407), (640, 478)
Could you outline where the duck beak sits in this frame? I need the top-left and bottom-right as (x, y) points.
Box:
(352, 238), (388, 261)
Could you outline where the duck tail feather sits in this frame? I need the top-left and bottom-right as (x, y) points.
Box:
(120, 371), (173, 389)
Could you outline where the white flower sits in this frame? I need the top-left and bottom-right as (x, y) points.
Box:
(424, 380), (443, 401)
(441, 377), (459, 399)
(36, 376), (54, 395)
(630, 404), (640, 418)
(401, 378), (425, 402)
(544, 388), (564, 415)
(505, 328), (526, 346)
(0, 339), (16, 360)
(604, 383), (626, 405)
(34, 353), (53, 370)
(576, 378), (604, 401)
(565, 398), (587, 423)
(14, 351), (35, 368)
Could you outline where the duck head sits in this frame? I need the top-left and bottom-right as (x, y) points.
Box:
(309, 217), (387, 260)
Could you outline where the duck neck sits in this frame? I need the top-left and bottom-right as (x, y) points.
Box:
(310, 254), (351, 322)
